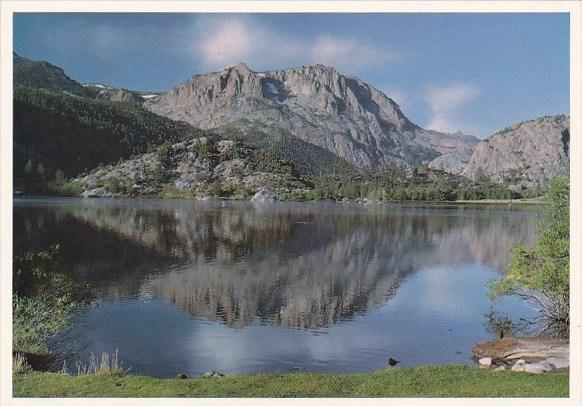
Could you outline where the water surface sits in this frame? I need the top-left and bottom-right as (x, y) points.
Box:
(13, 198), (541, 376)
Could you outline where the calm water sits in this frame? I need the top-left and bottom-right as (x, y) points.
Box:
(14, 197), (542, 377)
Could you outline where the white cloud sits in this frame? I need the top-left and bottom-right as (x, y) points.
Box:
(193, 16), (399, 74)
(423, 83), (480, 134)
(311, 35), (399, 72)
(197, 20), (254, 66)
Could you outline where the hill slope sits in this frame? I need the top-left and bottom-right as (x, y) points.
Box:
(74, 136), (310, 199)
(13, 52), (92, 97)
(14, 88), (198, 179)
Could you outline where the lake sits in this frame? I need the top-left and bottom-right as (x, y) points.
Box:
(13, 197), (542, 377)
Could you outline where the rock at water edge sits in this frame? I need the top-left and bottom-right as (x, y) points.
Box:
(251, 188), (276, 202)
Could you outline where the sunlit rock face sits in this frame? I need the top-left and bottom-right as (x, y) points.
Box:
(145, 63), (479, 169)
(463, 115), (569, 188)
(13, 201), (539, 331)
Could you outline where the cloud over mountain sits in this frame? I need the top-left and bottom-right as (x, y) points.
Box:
(193, 16), (400, 74)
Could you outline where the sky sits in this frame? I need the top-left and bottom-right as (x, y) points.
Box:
(13, 13), (569, 138)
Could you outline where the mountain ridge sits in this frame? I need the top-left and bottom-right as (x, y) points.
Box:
(12, 53), (570, 190)
(144, 62), (480, 171)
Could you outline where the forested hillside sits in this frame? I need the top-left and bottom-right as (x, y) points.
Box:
(14, 88), (199, 180)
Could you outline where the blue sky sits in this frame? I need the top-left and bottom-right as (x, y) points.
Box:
(13, 13), (569, 137)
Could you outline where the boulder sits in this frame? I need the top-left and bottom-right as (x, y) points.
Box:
(478, 357), (492, 368)
(251, 188), (276, 202)
(511, 359), (554, 374)
(81, 187), (109, 198)
(546, 357), (569, 370)
(473, 336), (569, 374)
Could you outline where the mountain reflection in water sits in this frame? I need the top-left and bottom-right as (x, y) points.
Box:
(14, 198), (541, 375)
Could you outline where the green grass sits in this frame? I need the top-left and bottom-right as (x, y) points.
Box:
(13, 365), (568, 398)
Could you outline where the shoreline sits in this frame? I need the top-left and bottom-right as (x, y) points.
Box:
(13, 337), (569, 397)
(14, 193), (546, 206)
(13, 365), (568, 398)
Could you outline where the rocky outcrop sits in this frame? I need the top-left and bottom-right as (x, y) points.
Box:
(251, 188), (276, 202)
(473, 337), (569, 373)
(428, 152), (471, 175)
(463, 115), (570, 188)
(75, 137), (309, 199)
(145, 63), (479, 170)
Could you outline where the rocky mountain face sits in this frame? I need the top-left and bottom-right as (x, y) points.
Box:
(463, 115), (570, 188)
(144, 63), (479, 169)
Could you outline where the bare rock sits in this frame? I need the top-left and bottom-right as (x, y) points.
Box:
(81, 187), (109, 198)
(473, 337), (568, 360)
(463, 115), (569, 188)
(478, 357), (493, 368)
(251, 188), (276, 202)
(511, 359), (554, 374)
(473, 336), (568, 374)
(144, 63), (479, 170)
(428, 152), (471, 175)
(546, 357), (569, 370)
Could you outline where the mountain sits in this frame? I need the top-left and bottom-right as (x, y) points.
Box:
(13, 52), (93, 97)
(144, 63), (480, 170)
(463, 115), (569, 188)
(13, 53), (569, 193)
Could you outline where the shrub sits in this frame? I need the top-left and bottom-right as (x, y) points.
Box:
(13, 246), (91, 355)
(490, 177), (569, 337)
(13, 294), (75, 355)
(47, 179), (84, 196)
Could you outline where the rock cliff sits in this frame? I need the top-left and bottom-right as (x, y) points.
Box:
(463, 115), (569, 188)
(145, 63), (479, 169)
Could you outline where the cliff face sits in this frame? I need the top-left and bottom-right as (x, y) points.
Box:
(463, 115), (570, 188)
(145, 63), (479, 169)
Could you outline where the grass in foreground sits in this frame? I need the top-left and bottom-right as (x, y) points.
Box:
(13, 365), (568, 398)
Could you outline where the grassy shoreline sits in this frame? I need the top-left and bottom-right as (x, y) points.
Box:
(13, 366), (568, 398)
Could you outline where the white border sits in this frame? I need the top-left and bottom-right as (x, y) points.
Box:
(1, 1), (581, 406)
